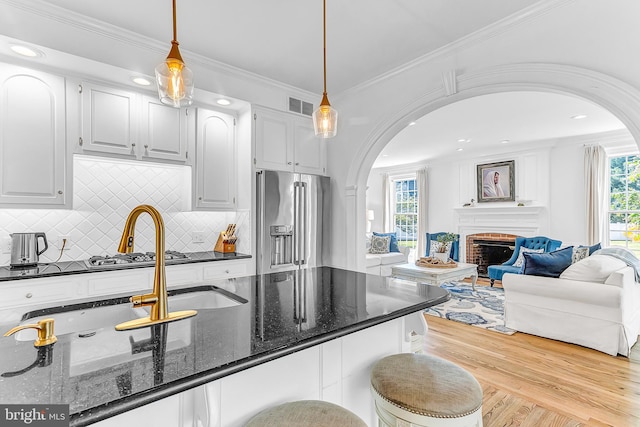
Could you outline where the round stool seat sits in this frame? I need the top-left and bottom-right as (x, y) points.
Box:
(371, 353), (482, 420)
(245, 400), (367, 427)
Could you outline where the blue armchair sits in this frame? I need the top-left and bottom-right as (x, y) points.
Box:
(425, 232), (460, 262)
(487, 236), (562, 286)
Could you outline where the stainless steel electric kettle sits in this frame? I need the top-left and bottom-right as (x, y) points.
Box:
(10, 232), (48, 267)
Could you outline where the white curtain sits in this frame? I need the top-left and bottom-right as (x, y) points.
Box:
(382, 173), (391, 232)
(416, 167), (428, 257)
(585, 145), (607, 245)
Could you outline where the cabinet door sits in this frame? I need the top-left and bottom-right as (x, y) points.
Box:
(195, 108), (236, 210)
(293, 116), (326, 175)
(140, 95), (188, 163)
(0, 65), (67, 207)
(80, 82), (137, 156)
(254, 107), (294, 172)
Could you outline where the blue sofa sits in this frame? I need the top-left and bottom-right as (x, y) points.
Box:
(488, 236), (562, 286)
(425, 232), (460, 262)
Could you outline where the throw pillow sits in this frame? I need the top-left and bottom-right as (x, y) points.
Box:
(559, 254), (628, 283)
(369, 235), (391, 254)
(373, 232), (400, 253)
(578, 242), (601, 255)
(572, 246), (590, 264)
(521, 246), (573, 278)
(513, 246), (544, 268)
(365, 235), (372, 253)
(429, 240), (451, 257)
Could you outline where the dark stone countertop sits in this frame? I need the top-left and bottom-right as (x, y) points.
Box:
(0, 267), (449, 426)
(0, 251), (252, 282)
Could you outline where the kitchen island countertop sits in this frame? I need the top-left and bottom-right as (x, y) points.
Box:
(0, 267), (449, 426)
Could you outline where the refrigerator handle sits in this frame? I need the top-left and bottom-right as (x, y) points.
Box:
(257, 171), (265, 273)
(293, 181), (301, 266)
(300, 182), (307, 265)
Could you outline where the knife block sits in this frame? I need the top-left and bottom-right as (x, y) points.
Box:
(214, 232), (236, 253)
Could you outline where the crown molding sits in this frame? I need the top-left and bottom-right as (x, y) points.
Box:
(2, 0), (320, 99)
(337, 0), (577, 99)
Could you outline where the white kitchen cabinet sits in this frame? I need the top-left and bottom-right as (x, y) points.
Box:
(79, 83), (188, 163)
(253, 106), (326, 175)
(194, 107), (237, 210)
(80, 81), (137, 156)
(0, 64), (69, 208)
(140, 95), (188, 162)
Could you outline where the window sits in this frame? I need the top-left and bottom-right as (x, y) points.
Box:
(392, 176), (418, 249)
(609, 154), (640, 256)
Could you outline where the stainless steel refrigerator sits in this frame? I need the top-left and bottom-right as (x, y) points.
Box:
(256, 170), (330, 274)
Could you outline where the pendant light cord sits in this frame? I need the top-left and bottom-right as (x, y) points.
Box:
(172, 0), (178, 43)
(323, 0), (327, 95)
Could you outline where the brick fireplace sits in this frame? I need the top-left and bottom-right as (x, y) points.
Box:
(466, 233), (517, 277)
(454, 206), (548, 274)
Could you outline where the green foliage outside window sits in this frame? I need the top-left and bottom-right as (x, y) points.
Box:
(609, 155), (640, 255)
(393, 178), (418, 247)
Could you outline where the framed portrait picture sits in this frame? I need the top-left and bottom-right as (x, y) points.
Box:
(476, 160), (515, 203)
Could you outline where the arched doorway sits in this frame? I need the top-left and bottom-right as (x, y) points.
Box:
(345, 63), (640, 271)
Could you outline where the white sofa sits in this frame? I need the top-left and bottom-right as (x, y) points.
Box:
(503, 261), (640, 356)
(366, 246), (409, 276)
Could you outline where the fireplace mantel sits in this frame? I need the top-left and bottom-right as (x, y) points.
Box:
(453, 205), (549, 261)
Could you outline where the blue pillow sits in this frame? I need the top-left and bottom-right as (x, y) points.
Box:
(372, 232), (400, 253)
(578, 242), (601, 255)
(521, 246), (573, 278)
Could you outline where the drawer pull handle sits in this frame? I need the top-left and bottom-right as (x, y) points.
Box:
(225, 269), (230, 274)
(25, 293), (33, 299)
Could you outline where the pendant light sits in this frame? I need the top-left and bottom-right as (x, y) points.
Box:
(313, 0), (338, 138)
(155, 0), (194, 108)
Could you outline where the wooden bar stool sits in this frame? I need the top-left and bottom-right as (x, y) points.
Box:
(370, 353), (483, 427)
(245, 400), (367, 427)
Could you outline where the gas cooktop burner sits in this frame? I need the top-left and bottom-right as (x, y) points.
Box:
(84, 251), (190, 269)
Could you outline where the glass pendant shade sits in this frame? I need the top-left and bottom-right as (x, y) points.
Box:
(313, 95), (338, 138)
(156, 42), (194, 108)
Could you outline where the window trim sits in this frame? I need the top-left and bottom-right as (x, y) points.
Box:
(389, 173), (417, 247)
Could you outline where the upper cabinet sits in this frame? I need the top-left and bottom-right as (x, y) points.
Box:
(253, 106), (326, 175)
(140, 95), (188, 162)
(193, 108), (237, 210)
(79, 82), (188, 163)
(0, 64), (69, 208)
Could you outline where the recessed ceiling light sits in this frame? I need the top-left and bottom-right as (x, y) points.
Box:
(457, 138), (471, 143)
(10, 44), (43, 58)
(408, 121), (416, 126)
(216, 99), (231, 106)
(132, 77), (152, 86)
(501, 139), (510, 144)
(382, 154), (389, 157)
(571, 114), (587, 120)
(457, 148), (464, 152)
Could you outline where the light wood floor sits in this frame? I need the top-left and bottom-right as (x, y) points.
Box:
(422, 288), (640, 426)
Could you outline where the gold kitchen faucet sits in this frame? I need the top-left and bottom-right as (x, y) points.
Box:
(115, 205), (196, 331)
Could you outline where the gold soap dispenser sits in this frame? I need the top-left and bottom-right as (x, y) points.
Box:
(4, 318), (57, 347)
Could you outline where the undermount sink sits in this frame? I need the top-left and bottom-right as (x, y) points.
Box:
(12, 284), (248, 376)
(14, 284), (248, 341)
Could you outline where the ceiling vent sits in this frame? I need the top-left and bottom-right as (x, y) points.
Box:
(288, 97), (314, 117)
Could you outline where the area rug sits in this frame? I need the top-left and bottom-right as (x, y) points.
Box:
(424, 282), (515, 335)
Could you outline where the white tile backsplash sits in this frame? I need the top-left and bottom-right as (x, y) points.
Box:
(0, 155), (250, 265)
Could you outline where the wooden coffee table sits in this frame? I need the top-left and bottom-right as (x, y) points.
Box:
(391, 262), (479, 290)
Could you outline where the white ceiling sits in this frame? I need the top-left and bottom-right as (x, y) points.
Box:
(3, 1), (631, 166)
(373, 91), (628, 168)
(23, 0), (535, 94)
